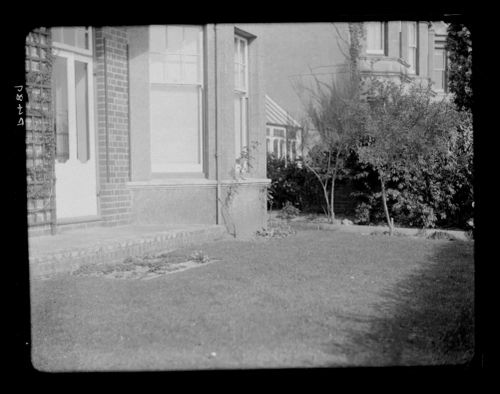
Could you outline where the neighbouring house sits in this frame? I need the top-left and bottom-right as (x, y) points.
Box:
(357, 21), (452, 94)
(265, 94), (303, 163)
(252, 21), (454, 215)
(25, 25), (269, 239)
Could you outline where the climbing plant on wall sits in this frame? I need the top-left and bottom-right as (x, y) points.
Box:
(25, 27), (56, 232)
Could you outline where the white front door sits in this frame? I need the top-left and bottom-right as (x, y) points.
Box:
(52, 30), (97, 220)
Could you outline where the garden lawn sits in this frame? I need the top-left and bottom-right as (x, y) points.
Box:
(30, 229), (474, 371)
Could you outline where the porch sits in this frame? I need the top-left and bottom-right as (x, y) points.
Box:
(29, 223), (229, 278)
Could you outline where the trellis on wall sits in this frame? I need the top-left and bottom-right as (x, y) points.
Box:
(25, 28), (56, 234)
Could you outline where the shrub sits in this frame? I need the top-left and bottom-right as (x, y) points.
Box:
(277, 201), (301, 220)
(353, 202), (371, 224)
(266, 154), (324, 212)
(349, 109), (473, 230)
(189, 250), (210, 264)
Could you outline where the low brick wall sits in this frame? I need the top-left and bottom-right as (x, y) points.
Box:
(30, 225), (228, 278)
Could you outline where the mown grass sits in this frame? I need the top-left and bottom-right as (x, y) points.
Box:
(336, 240), (475, 366)
(31, 230), (475, 370)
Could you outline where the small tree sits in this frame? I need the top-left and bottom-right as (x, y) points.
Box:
(302, 77), (369, 222)
(357, 77), (460, 234)
(297, 23), (368, 223)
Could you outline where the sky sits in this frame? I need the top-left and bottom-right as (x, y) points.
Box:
(237, 23), (350, 123)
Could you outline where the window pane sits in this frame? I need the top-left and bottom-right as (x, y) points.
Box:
(75, 61), (89, 163)
(183, 27), (199, 54)
(52, 27), (63, 43)
(149, 26), (204, 172)
(241, 96), (247, 151)
(166, 26), (183, 52)
(266, 138), (271, 153)
(234, 36), (248, 91)
(366, 22), (383, 51)
(234, 37), (240, 62)
(150, 25), (166, 52)
(433, 49), (446, 90)
(75, 28), (88, 49)
(62, 27), (76, 46)
(165, 54), (182, 83)
(408, 48), (416, 71)
(52, 56), (69, 163)
(273, 139), (278, 156)
(239, 65), (246, 90)
(150, 85), (200, 169)
(183, 54), (199, 84)
(280, 140), (285, 158)
(150, 53), (165, 83)
(52, 27), (89, 50)
(409, 23), (416, 45)
(273, 128), (285, 138)
(234, 63), (240, 89)
(234, 94), (242, 158)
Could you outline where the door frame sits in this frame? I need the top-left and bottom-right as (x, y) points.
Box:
(52, 27), (99, 222)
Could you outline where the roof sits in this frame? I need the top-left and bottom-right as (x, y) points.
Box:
(265, 95), (302, 128)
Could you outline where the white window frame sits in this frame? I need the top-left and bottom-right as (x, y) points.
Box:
(149, 25), (204, 173)
(398, 21), (403, 59)
(267, 126), (287, 159)
(433, 45), (448, 92)
(408, 22), (418, 74)
(234, 34), (249, 163)
(366, 22), (385, 55)
(51, 27), (93, 57)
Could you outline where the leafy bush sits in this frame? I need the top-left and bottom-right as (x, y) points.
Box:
(353, 202), (371, 225)
(256, 223), (296, 239)
(266, 154), (324, 212)
(277, 201), (301, 220)
(189, 250), (211, 264)
(349, 109), (473, 230)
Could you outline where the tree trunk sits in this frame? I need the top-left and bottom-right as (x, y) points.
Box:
(330, 176), (335, 223)
(380, 176), (394, 235)
(322, 182), (331, 222)
(329, 150), (341, 223)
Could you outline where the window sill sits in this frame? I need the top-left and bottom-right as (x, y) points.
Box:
(366, 50), (385, 56)
(221, 178), (271, 186)
(127, 178), (217, 189)
(126, 177), (271, 189)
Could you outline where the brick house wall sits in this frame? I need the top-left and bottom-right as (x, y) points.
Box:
(94, 27), (132, 226)
(26, 24), (269, 238)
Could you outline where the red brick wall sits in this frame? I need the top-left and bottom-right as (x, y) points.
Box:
(94, 27), (132, 226)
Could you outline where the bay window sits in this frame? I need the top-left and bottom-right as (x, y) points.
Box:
(149, 25), (204, 173)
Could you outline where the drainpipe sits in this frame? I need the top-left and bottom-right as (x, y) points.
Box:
(103, 36), (110, 182)
(126, 42), (131, 181)
(214, 24), (221, 225)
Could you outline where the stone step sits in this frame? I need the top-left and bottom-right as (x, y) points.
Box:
(29, 224), (228, 278)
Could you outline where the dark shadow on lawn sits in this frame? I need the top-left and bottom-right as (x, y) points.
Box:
(324, 240), (475, 367)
